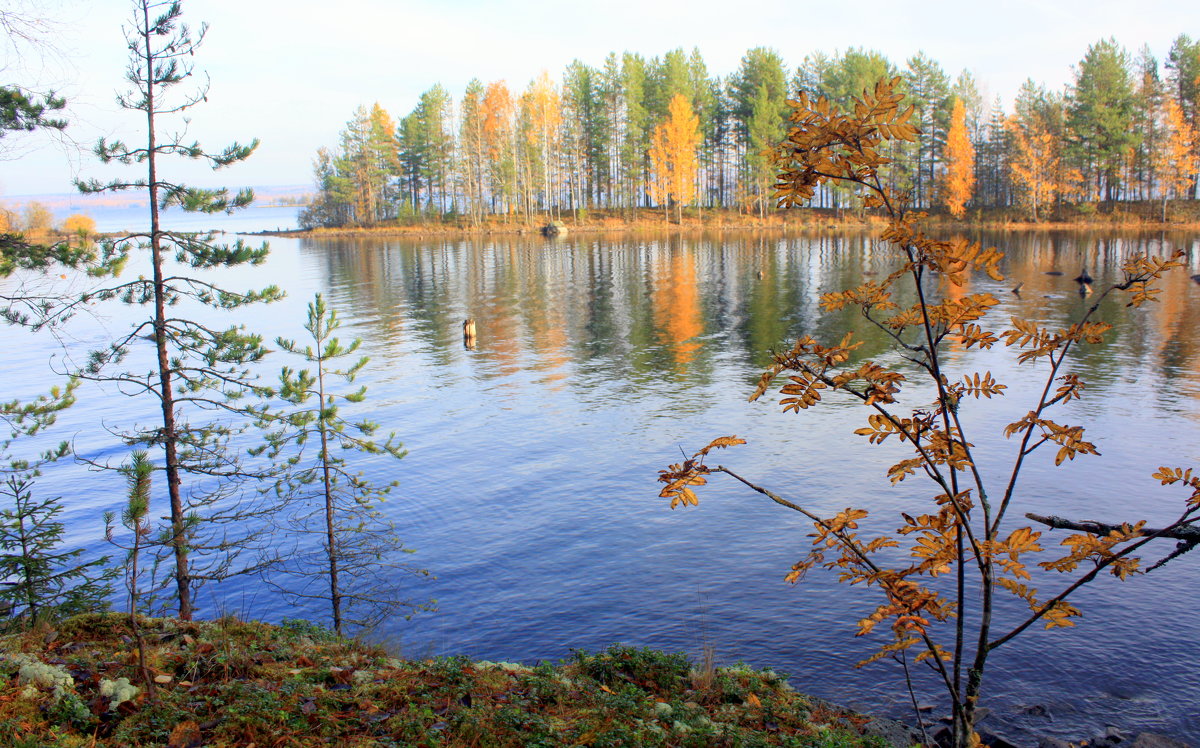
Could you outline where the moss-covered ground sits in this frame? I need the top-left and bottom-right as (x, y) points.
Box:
(0, 613), (896, 747)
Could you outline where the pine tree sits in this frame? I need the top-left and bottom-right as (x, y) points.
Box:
(74, 0), (284, 620)
(562, 61), (609, 211)
(730, 48), (789, 215)
(1066, 38), (1138, 202)
(459, 79), (487, 225)
(253, 294), (432, 634)
(104, 450), (157, 695)
(619, 54), (650, 211)
(904, 52), (951, 209)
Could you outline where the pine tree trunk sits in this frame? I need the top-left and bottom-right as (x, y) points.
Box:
(141, 0), (191, 621)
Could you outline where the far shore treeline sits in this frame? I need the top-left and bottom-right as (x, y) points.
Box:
(303, 38), (1200, 229)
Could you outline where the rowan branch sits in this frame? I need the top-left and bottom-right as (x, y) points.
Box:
(1026, 513), (1200, 542)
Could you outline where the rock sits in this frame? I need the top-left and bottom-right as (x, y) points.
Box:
(541, 221), (567, 237)
(1022, 704), (1052, 719)
(860, 716), (925, 748)
(976, 726), (1023, 748)
(1037, 738), (1073, 748)
(1128, 733), (1191, 748)
(1105, 726), (1130, 743)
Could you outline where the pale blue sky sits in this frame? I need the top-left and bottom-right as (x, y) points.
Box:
(2, 0), (1197, 197)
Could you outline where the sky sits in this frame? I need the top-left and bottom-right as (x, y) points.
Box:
(2, 0), (1198, 198)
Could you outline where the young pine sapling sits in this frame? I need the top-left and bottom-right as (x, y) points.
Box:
(253, 293), (432, 635)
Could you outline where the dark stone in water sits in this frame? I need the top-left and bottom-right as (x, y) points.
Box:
(860, 716), (924, 748)
(976, 723), (1024, 748)
(1128, 734), (1191, 748)
(1107, 726), (1131, 742)
(1021, 703), (1052, 719)
(1045, 271), (1064, 276)
(1103, 684), (1141, 700)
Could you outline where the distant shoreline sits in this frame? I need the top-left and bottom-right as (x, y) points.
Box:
(249, 210), (1200, 239)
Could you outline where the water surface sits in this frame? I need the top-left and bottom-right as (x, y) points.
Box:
(3, 226), (1199, 743)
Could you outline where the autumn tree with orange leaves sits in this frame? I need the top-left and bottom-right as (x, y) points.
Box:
(1007, 113), (1061, 222)
(1152, 97), (1200, 221)
(940, 97), (974, 218)
(649, 94), (702, 223)
(658, 77), (1197, 748)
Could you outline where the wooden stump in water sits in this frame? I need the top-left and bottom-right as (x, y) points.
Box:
(463, 318), (477, 349)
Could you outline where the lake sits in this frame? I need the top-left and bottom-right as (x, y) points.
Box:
(3, 219), (1199, 743)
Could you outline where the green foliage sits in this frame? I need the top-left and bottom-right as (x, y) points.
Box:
(0, 86), (65, 140)
(1067, 38), (1139, 200)
(572, 645), (692, 695)
(253, 293), (431, 634)
(0, 472), (114, 629)
(73, 0), (283, 621)
(104, 451), (155, 611)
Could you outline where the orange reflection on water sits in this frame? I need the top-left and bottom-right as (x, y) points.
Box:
(652, 248), (703, 368)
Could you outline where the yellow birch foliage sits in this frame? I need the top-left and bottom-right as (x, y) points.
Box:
(525, 72), (561, 208)
(482, 81), (515, 163)
(526, 72), (561, 154)
(62, 214), (96, 238)
(940, 97), (975, 218)
(648, 94), (701, 221)
(1007, 114), (1060, 221)
(1153, 98), (1200, 200)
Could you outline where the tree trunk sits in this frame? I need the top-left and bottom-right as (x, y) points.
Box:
(317, 356), (342, 635)
(142, 0), (191, 621)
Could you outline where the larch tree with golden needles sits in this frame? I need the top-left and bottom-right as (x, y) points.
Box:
(648, 94), (701, 224)
(940, 97), (974, 218)
(657, 77), (1197, 748)
(1152, 97), (1200, 221)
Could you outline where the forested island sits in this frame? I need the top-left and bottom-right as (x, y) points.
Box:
(300, 38), (1200, 231)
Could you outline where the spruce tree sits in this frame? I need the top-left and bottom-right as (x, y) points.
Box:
(0, 472), (114, 627)
(74, 0), (283, 620)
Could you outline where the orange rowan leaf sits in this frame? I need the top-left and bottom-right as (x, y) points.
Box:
(695, 436), (747, 456)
